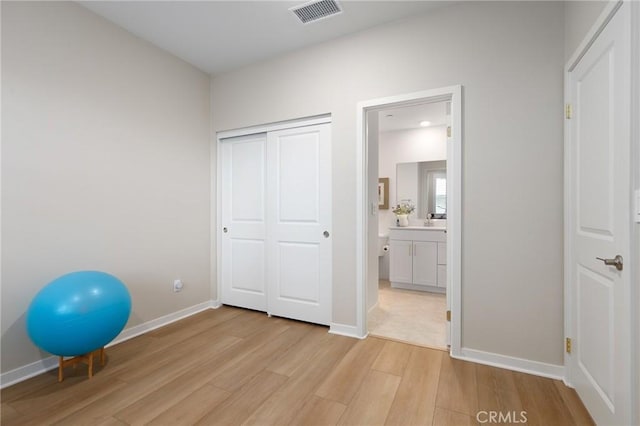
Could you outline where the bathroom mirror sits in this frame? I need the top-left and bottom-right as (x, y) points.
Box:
(396, 160), (446, 219)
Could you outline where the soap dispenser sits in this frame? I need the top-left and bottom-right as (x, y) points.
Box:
(425, 213), (433, 226)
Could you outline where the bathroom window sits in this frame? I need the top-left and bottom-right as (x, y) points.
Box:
(434, 176), (446, 214)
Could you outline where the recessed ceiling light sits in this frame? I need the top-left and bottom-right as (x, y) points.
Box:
(420, 121), (431, 127)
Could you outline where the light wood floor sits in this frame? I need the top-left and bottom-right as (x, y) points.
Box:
(2, 306), (594, 426)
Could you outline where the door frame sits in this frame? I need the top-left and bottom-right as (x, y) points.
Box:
(355, 85), (462, 356)
(214, 114), (332, 309)
(564, 1), (640, 422)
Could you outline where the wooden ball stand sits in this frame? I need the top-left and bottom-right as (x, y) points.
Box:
(58, 347), (105, 382)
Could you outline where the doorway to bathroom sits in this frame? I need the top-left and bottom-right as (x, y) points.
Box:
(356, 86), (462, 355)
(372, 101), (449, 349)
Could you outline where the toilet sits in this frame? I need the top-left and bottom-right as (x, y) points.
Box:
(378, 234), (389, 256)
(378, 234), (390, 280)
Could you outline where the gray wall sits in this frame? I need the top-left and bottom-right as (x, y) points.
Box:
(211, 1), (566, 365)
(1, 2), (211, 373)
(564, 1), (608, 62)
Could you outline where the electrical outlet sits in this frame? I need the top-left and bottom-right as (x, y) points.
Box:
(173, 279), (183, 292)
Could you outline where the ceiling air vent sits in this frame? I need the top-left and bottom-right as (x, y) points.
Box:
(290, 0), (342, 24)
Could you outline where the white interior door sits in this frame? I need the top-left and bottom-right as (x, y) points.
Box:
(221, 133), (268, 311)
(266, 124), (332, 325)
(568, 3), (631, 424)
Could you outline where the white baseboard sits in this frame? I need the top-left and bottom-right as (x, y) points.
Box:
(456, 347), (565, 380)
(106, 300), (217, 346)
(0, 355), (60, 390)
(0, 300), (220, 389)
(329, 322), (366, 339)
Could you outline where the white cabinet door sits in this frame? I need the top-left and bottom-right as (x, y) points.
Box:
(437, 242), (447, 265)
(413, 241), (437, 286)
(437, 265), (447, 288)
(266, 123), (331, 325)
(220, 134), (268, 311)
(389, 240), (412, 284)
(437, 242), (447, 288)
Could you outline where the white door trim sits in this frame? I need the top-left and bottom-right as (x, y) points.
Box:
(355, 86), (462, 356)
(214, 114), (332, 311)
(216, 114), (331, 140)
(632, 2), (640, 423)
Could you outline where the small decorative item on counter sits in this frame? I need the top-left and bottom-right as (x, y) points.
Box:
(392, 201), (415, 227)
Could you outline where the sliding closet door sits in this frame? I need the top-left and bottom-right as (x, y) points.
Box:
(220, 133), (267, 311)
(266, 123), (331, 325)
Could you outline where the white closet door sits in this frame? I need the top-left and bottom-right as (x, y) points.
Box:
(266, 123), (331, 325)
(220, 133), (268, 311)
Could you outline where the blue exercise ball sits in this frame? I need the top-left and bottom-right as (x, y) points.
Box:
(26, 271), (131, 356)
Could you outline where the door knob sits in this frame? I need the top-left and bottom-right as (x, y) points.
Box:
(223, 227), (228, 233)
(596, 255), (623, 271)
(323, 231), (330, 238)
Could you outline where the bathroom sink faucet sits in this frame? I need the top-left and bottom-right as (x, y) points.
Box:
(424, 213), (433, 226)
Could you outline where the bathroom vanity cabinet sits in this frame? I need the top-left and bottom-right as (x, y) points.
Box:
(389, 227), (446, 293)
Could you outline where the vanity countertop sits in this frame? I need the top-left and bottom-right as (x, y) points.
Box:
(390, 226), (446, 231)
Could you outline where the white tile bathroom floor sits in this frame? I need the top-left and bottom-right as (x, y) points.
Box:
(367, 280), (447, 349)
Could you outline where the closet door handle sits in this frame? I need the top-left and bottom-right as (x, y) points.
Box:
(323, 231), (330, 238)
(223, 227), (228, 233)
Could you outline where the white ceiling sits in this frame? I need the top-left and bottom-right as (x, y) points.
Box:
(80, 1), (450, 75)
(378, 101), (449, 132)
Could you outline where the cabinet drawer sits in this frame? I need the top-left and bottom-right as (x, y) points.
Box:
(389, 228), (446, 242)
(437, 242), (447, 265)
